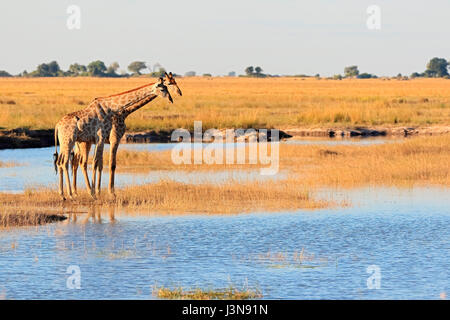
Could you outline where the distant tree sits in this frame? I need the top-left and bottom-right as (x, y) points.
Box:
(128, 61), (147, 75)
(203, 73), (212, 77)
(108, 62), (120, 72)
(255, 66), (262, 74)
(87, 60), (107, 77)
(245, 66), (254, 76)
(0, 70), (12, 77)
(424, 57), (449, 77)
(48, 61), (60, 75)
(333, 74), (343, 80)
(184, 71), (196, 77)
(106, 62), (120, 77)
(344, 66), (359, 78)
(31, 61), (61, 77)
(357, 73), (377, 79)
(149, 67), (166, 78)
(228, 71), (236, 77)
(410, 72), (423, 78)
(69, 63), (87, 76)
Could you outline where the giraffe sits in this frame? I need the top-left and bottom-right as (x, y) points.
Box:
(71, 72), (183, 197)
(53, 78), (173, 200)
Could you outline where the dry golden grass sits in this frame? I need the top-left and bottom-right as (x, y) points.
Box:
(153, 285), (262, 300)
(0, 77), (449, 131)
(0, 179), (327, 216)
(283, 134), (450, 187)
(111, 135), (450, 187)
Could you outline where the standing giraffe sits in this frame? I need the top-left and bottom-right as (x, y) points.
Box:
(54, 78), (173, 200)
(71, 72), (183, 197)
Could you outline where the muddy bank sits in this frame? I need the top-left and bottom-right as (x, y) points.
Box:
(1, 125), (449, 149)
(283, 125), (450, 138)
(0, 129), (54, 149)
(0, 212), (67, 227)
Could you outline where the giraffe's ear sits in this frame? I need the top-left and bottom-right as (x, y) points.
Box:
(159, 77), (164, 83)
(169, 72), (173, 78)
(164, 72), (169, 78)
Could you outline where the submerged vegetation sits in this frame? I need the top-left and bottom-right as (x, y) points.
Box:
(0, 160), (19, 168)
(153, 285), (262, 300)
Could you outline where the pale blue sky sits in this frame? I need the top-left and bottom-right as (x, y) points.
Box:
(0, 0), (449, 76)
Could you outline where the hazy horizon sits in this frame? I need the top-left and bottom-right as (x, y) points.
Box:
(0, 0), (449, 76)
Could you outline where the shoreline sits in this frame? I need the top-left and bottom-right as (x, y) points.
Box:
(1, 125), (449, 149)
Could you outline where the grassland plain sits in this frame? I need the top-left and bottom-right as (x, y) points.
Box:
(0, 77), (449, 132)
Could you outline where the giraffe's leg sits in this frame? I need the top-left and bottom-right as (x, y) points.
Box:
(96, 153), (103, 196)
(62, 154), (74, 200)
(57, 145), (70, 201)
(92, 140), (105, 197)
(78, 142), (94, 198)
(97, 147), (103, 195)
(57, 146), (74, 200)
(91, 143), (99, 197)
(71, 147), (79, 196)
(58, 165), (65, 201)
(108, 141), (120, 197)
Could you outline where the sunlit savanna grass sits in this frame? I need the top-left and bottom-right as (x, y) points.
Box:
(0, 179), (326, 217)
(0, 77), (449, 131)
(111, 134), (450, 187)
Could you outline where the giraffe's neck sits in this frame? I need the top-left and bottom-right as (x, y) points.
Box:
(120, 94), (158, 119)
(98, 82), (155, 113)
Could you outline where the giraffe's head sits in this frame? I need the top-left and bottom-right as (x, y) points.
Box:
(152, 78), (173, 103)
(164, 72), (182, 96)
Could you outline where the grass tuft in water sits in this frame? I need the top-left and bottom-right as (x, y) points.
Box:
(152, 285), (262, 300)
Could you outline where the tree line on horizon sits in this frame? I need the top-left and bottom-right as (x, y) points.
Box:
(0, 60), (168, 78)
(0, 57), (448, 79)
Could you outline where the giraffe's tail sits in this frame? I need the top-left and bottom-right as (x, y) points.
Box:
(53, 126), (58, 174)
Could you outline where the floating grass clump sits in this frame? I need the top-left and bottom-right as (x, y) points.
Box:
(153, 285), (262, 300)
(0, 211), (66, 227)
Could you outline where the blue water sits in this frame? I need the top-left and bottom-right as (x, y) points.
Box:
(0, 187), (448, 299)
(0, 144), (285, 192)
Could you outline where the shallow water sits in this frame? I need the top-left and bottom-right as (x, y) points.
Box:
(0, 144), (284, 192)
(1, 139), (448, 299)
(0, 187), (448, 299)
(0, 139), (397, 193)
